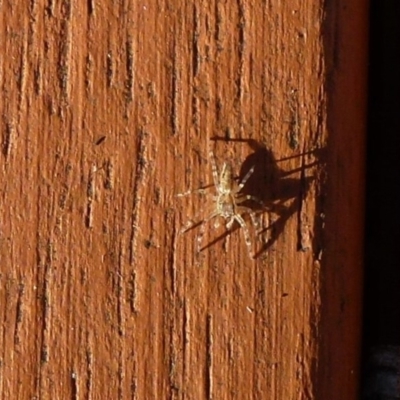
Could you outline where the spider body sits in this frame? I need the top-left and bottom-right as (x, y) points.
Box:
(178, 152), (262, 258)
(215, 164), (236, 218)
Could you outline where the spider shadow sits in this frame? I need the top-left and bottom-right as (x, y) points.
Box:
(199, 228), (232, 253)
(209, 137), (324, 258)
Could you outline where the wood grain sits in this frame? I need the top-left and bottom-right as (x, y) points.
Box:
(0, 0), (368, 398)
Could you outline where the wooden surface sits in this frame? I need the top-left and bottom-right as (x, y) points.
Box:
(0, 1), (368, 399)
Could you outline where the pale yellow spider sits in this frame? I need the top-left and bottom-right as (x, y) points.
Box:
(178, 151), (262, 258)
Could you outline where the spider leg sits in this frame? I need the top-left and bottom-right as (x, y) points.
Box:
(196, 211), (219, 253)
(248, 210), (261, 234)
(235, 165), (255, 193)
(235, 195), (264, 234)
(226, 216), (235, 230)
(236, 205), (262, 235)
(176, 187), (208, 197)
(234, 214), (254, 258)
(236, 194), (263, 207)
(179, 215), (205, 234)
(180, 201), (215, 234)
(208, 151), (220, 189)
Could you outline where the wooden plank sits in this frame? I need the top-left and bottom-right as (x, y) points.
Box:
(0, 0), (367, 398)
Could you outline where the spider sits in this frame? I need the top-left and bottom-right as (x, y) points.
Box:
(177, 151), (263, 258)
